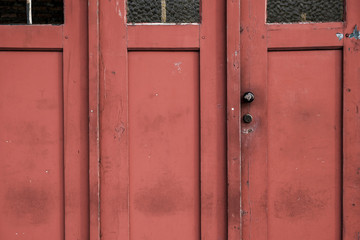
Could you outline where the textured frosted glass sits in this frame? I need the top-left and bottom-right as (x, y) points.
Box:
(127, 0), (200, 23)
(267, 0), (344, 23)
(166, 0), (200, 23)
(127, 0), (162, 23)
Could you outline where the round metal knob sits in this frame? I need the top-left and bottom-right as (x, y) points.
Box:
(243, 114), (253, 123)
(243, 92), (255, 103)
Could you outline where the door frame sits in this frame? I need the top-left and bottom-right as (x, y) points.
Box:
(226, 0), (360, 240)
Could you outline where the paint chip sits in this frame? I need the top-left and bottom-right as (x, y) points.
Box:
(336, 33), (343, 41)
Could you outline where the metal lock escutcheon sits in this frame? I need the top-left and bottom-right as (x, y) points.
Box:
(243, 92), (255, 103)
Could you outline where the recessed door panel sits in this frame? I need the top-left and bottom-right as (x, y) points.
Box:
(267, 50), (342, 240)
(0, 51), (63, 240)
(129, 51), (200, 240)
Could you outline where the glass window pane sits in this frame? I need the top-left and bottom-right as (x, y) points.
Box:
(166, 0), (200, 23)
(32, 0), (64, 25)
(267, 0), (344, 23)
(0, 0), (63, 25)
(127, 0), (200, 23)
(127, 0), (162, 23)
(0, 0), (27, 24)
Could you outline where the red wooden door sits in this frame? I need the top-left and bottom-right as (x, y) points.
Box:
(226, 0), (360, 239)
(98, 1), (227, 240)
(0, 1), (89, 239)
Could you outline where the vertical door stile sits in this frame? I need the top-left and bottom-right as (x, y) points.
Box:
(89, 0), (101, 239)
(63, 0), (89, 239)
(343, 0), (360, 239)
(200, 0), (227, 239)
(99, 0), (130, 239)
(227, 0), (241, 239)
(240, 0), (268, 239)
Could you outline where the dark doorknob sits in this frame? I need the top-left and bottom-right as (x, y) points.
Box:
(243, 92), (255, 103)
(243, 114), (253, 123)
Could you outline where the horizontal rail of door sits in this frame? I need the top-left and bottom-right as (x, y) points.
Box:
(0, 25), (63, 49)
(127, 25), (200, 50)
(267, 22), (344, 50)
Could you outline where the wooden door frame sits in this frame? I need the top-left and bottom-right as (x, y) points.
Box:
(0, 1), (89, 239)
(91, 0), (227, 240)
(226, 0), (360, 240)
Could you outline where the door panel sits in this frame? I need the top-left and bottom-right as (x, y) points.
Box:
(129, 51), (200, 239)
(0, 51), (63, 240)
(268, 50), (342, 240)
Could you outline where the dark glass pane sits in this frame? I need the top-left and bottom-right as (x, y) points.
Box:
(267, 0), (344, 23)
(127, 0), (161, 23)
(32, 0), (64, 24)
(0, 0), (26, 24)
(0, 0), (63, 25)
(166, 0), (200, 23)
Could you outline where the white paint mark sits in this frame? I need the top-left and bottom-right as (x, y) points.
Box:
(91, 109), (94, 113)
(155, 93), (159, 96)
(115, 1), (122, 17)
(231, 108), (235, 111)
(174, 62), (182, 72)
(235, 51), (238, 56)
(45, 170), (49, 174)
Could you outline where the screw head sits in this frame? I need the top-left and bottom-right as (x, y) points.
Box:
(243, 114), (253, 123)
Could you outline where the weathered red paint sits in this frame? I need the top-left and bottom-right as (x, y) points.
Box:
(0, 51), (64, 240)
(0, 1), (89, 239)
(129, 51), (200, 239)
(268, 50), (342, 239)
(237, 0), (360, 239)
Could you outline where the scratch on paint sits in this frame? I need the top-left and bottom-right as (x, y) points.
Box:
(103, 67), (107, 99)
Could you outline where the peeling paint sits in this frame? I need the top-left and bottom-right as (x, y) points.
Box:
(115, 1), (122, 17)
(174, 62), (182, 72)
(336, 33), (343, 41)
(242, 128), (253, 134)
(348, 25), (360, 40)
